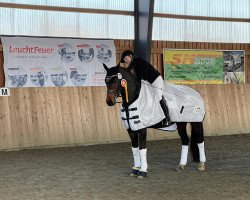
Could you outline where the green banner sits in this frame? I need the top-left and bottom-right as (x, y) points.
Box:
(163, 49), (245, 84)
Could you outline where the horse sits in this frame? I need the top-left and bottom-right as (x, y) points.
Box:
(103, 63), (206, 178)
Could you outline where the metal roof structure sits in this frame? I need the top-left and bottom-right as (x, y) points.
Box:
(0, 0), (250, 61)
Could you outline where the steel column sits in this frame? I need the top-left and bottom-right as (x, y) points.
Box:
(134, 0), (154, 62)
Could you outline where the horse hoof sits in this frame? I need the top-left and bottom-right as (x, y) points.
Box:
(137, 171), (147, 179)
(130, 168), (140, 177)
(130, 173), (138, 177)
(198, 162), (205, 171)
(176, 164), (185, 172)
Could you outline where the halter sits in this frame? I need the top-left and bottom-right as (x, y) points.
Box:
(105, 73), (123, 101)
(104, 66), (142, 105)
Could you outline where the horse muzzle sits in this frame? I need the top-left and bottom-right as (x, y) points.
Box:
(106, 100), (115, 106)
(106, 93), (117, 106)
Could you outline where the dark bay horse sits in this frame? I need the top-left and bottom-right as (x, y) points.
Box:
(103, 64), (206, 178)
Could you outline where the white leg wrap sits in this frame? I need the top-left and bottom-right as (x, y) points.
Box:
(139, 149), (148, 172)
(131, 147), (141, 168)
(180, 145), (189, 165)
(151, 76), (164, 100)
(198, 142), (206, 162)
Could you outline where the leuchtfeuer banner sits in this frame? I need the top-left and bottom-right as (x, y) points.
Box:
(1, 36), (115, 87)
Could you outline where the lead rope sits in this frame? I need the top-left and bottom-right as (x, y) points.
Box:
(121, 79), (129, 103)
(125, 83), (129, 103)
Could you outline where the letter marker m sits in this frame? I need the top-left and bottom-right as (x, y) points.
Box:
(0, 88), (10, 96)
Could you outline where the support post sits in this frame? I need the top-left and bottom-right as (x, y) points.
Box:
(134, 0), (154, 62)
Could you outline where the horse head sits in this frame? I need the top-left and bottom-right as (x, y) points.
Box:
(103, 63), (140, 107)
(103, 63), (122, 106)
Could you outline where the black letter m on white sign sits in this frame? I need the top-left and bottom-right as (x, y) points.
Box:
(1, 88), (9, 96)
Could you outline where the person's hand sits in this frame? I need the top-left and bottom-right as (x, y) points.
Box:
(119, 62), (125, 68)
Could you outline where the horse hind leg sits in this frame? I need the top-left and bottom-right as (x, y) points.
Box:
(197, 142), (206, 171)
(190, 134), (200, 162)
(176, 122), (189, 172)
(191, 122), (206, 171)
(198, 160), (205, 171)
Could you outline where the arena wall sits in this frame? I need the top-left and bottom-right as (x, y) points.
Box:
(0, 39), (250, 150)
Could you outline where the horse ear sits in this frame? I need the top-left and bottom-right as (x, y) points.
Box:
(103, 63), (109, 72)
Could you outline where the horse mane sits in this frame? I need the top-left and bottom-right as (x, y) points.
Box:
(119, 67), (141, 106)
(106, 66), (119, 76)
(119, 67), (139, 83)
(107, 66), (139, 85)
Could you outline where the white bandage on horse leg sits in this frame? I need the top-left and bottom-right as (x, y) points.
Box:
(131, 147), (141, 168)
(151, 76), (164, 101)
(180, 145), (189, 165)
(198, 142), (206, 162)
(139, 148), (148, 172)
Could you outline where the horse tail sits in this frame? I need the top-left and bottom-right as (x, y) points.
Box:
(190, 128), (200, 162)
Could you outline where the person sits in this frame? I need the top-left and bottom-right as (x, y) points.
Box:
(120, 50), (171, 126)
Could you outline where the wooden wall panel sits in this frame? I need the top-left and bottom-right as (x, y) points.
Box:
(0, 40), (250, 150)
(1, 83), (250, 150)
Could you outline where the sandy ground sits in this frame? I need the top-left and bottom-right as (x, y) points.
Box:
(0, 134), (249, 200)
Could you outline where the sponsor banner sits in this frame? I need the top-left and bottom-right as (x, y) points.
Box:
(163, 49), (245, 84)
(1, 36), (116, 87)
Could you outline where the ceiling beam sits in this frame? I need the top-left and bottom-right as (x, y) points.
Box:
(154, 13), (250, 23)
(0, 2), (134, 16)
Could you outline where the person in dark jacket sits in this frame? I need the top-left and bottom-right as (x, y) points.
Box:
(120, 50), (171, 126)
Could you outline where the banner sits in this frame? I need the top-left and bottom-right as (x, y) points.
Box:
(163, 49), (245, 84)
(1, 36), (116, 87)
(223, 51), (245, 84)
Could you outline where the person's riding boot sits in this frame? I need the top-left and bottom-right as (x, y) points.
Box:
(159, 96), (171, 126)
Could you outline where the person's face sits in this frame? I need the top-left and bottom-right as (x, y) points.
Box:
(123, 55), (133, 65)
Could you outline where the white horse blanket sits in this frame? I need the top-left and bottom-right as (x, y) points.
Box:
(121, 81), (205, 131)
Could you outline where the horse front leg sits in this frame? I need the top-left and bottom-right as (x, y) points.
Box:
(176, 122), (189, 172)
(127, 128), (147, 178)
(138, 128), (147, 178)
(127, 128), (140, 176)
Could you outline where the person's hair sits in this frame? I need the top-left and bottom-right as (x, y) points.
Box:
(120, 50), (134, 63)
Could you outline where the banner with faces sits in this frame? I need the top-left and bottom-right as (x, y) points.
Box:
(1, 36), (115, 87)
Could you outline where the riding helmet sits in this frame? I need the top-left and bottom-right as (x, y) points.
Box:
(120, 50), (134, 63)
